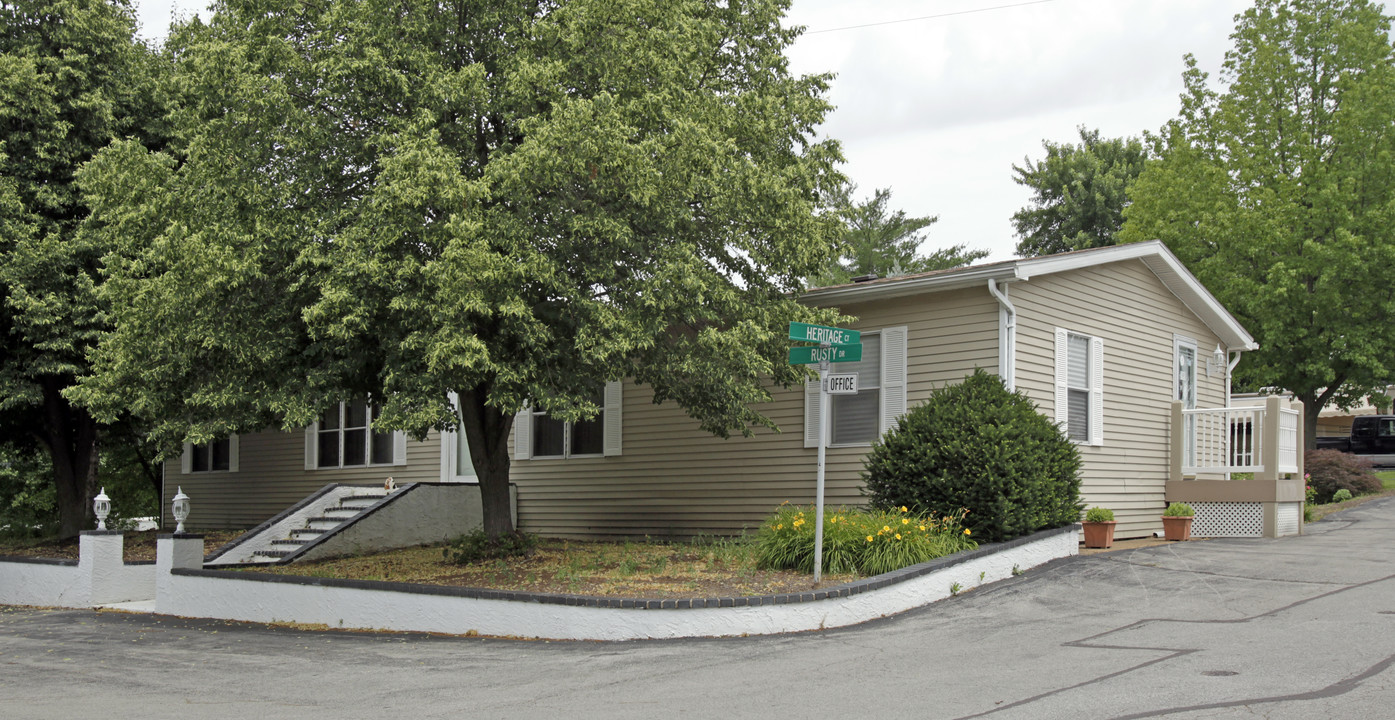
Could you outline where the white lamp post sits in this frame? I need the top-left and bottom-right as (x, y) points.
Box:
(93, 487), (111, 531)
(172, 487), (190, 533)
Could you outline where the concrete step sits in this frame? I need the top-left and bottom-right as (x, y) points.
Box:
(253, 549), (293, 559)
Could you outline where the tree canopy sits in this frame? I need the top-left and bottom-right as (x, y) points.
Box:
(74, 0), (847, 535)
(810, 185), (986, 286)
(1119, 0), (1395, 446)
(0, 0), (168, 537)
(1012, 126), (1148, 258)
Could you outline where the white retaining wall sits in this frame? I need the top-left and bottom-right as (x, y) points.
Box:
(0, 532), (155, 608)
(157, 526), (1079, 641)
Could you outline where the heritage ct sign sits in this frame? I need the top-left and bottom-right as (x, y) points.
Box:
(825, 373), (858, 394)
(788, 322), (861, 346)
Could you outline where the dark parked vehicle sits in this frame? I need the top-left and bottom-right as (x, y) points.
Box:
(1315, 415), (1395, 466)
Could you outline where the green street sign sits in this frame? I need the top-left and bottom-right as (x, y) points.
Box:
(788, 344), (863, 365)
(789, 322), (861, 346)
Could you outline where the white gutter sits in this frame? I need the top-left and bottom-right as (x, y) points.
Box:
(803, 265), (1021, 306)
(988, 279), (1016, 391)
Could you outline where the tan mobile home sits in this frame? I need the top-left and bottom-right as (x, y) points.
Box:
(169, 241), (1299, 543)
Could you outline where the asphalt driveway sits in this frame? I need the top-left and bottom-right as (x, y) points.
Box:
(3, 497), (1394, 719)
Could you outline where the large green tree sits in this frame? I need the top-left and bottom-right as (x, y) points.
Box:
(810, 185), (986, 286)
(0, 0), (168, 538)
(74, 0), (846, 537)
(1012, 126), (1148, 257)
(1120, 0), (1395, 447)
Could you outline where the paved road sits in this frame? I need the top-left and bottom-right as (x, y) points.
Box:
(4, 498), (1395, 720)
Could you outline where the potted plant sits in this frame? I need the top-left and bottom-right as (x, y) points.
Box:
(1081, 507), (1116, 548)
(1161, 502), (1194, 541)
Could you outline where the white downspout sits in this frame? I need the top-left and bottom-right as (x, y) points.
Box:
(988, 279), (1016, 391)
(1226, 351), (1242, 408)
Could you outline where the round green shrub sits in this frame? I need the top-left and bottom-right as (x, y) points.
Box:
(861, 369), (1083, 543)
(1332, 488), (1353, 503)
(1163, 502), (1194, 517)
(1084, 507), (1114, 523)
(1304, 450), (1381, 503)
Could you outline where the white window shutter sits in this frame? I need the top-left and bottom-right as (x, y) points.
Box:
(180, 443), (193, 474)
(228, 434), (240, 473)
(603, 380), (623, 456)
(803, 379), (821, 448)
(880, 326), (909, 435)
(393, 431), (408, 466)
(1054, 328), (1069, 428)
(304, 423), (317, 470)
(514, 406), (531, 460)
(1090, 336), (1105, 446)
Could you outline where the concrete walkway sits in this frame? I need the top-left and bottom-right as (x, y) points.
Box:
(3, 498), (1394, 719)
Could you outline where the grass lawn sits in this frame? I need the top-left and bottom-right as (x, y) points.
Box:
(1376, 470), (1395, 490)
(240, 537), (861, 598)
(0, 529), (247, 562)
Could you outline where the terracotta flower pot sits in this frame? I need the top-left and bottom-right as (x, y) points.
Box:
(1161, 515), (1194, 541)
(1082, 521), (1117, 549)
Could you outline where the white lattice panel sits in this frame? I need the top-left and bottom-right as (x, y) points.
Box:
(1193, 502), (1263, 537)
(1276, 502), (1301, 537)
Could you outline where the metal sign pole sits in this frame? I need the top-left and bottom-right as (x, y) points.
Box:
(815, 350), (829, 584)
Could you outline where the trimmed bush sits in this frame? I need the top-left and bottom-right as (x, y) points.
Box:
(1084, 507), (1114, 523)
(862, 369), (1083, 543)
(442, 529), (539, 564)
(755, 504), (976, 576)
(1304, 450), (1381, 503)
(1332, 489), (1353, 503)
(1163, 502), (1194, 517)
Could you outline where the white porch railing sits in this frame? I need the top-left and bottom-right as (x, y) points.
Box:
(1177, 398), (1303, 478)
(1182, 407), (1262, 475)
(1277, 408), (1300, 474)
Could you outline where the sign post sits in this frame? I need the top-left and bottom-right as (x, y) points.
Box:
(788, 322), (862, 584)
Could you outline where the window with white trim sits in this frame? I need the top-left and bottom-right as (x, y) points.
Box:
(531, 389), (605, 458)
(514, 381), (624, 460)
(1055, 328), (1103, 445)
(830, 333), (882, 445)
(805, 326), (908, 448)
(305, 400), (406, 469)
(180, 436), (239, 474)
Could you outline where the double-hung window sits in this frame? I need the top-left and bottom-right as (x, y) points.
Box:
(514, 381), (624, 460)
(804, 326), (908, 447)
(305, 400), (406, 469)
(1055, 328), (1104, 445)
(180, 436), (239, 474)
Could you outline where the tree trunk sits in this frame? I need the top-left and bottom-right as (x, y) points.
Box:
(36, 379), (100, 539)
(458, 386), (516, 537)
(1302, 395), (1321, 452)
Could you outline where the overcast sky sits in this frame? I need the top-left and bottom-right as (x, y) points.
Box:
(132, 0), (1254, 261)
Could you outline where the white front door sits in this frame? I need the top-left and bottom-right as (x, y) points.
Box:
(1176, 338), (1198, 467)
(440, 393), (478, 483)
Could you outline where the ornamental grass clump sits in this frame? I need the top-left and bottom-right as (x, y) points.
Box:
(755, 504), (976, 576)
(862, 369), (1083, 542)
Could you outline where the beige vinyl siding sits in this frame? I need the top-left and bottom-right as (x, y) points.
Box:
(1012, 259), (1228, 539)
(509, 288), (1000, 539)
(161, 430), (444, 531)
